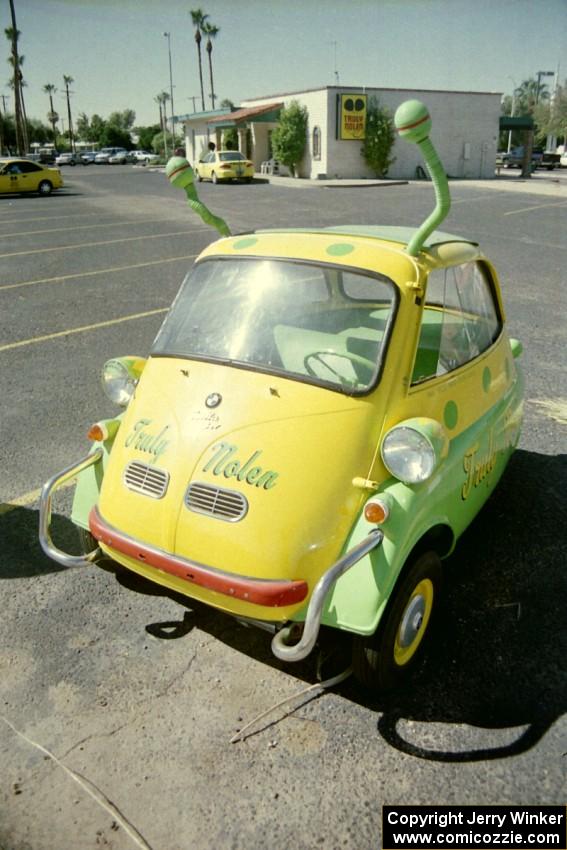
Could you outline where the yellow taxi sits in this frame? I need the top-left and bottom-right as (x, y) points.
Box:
(0, 158), (64, 195)
(40, 102), (524, 692)
(195, 150), (254, 184)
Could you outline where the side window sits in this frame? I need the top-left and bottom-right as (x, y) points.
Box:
(19, 161), (42, 173)
(412, 262), (502, 384)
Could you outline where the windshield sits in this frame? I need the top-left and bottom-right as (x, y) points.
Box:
(220, 152), (245, 161)
(151, 258), (397, 393)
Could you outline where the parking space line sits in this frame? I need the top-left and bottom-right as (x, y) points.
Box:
(504, 200), (567, 216)
(0, 212), (106, 225)
(0, 230), (207, 259)
(0, 254), (199, 292)
(0, 217), (192, 239)
(0, 308), (168, 352)
(0, 485), (51, 515)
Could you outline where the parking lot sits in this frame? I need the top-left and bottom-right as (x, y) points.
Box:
(1, 165), (565, 850)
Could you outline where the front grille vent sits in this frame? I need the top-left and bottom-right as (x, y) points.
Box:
(185, 482), (248, 522)
(123, 461), (169, 499)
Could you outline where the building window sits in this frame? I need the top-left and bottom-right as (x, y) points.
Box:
(312, 126), (321, 160)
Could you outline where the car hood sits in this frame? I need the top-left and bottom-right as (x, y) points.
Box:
(98, 356), (382, 587)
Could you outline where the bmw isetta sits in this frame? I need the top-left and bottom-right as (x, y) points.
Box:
(40, 101), (524, 691)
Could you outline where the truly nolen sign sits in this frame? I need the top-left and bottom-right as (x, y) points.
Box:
(339, 93), (367, 140)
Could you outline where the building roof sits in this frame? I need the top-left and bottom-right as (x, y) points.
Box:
(207, 102), (284, 127)
(242, 85), (501, 103)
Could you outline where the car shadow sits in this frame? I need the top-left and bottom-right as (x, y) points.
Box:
(2, 449), (564, 761)
(127, 448), (567, 761)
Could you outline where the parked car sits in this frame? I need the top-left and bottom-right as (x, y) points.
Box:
(0, 158), (63, 195)
(108, 150), (129, 164)
(80, 151), (98, 165)
(95, 147), (127, 164)
(130, 150), (160, 165)
(195, 150), (254, 183)
(40, 101), (524, 692)
(55, 152), (78, 167)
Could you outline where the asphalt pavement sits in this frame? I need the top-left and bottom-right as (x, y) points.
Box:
(0, 165), (565, 850)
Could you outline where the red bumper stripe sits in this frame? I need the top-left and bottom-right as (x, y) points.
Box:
(89, 507), (308, 608)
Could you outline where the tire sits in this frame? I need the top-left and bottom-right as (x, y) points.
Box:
(212, 171), (218, 184)
(352, 550), (442, 693)
(38, 180), (53, 196)
(196, 170), (202, 182)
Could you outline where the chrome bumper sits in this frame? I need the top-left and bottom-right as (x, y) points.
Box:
(39, 450), (103, 568)
(271, 528), (384, 662)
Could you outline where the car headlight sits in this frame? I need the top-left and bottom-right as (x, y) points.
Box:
(101, 357), (146, 407)
(381, 418), (448, 484)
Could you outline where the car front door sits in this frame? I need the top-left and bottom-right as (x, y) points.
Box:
(0, 164), (21, 193)
(17, 160), (43, 192)
(407, 260), (521, 532)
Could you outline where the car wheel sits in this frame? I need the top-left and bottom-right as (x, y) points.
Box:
(352, 550), (442, 693)
(212, 171), (218, 184)
(38, 180), (53, 196)
(196, 169), (202, 182)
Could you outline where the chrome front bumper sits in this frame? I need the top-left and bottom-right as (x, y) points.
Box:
(39, 451), (384, 663)
(39, 450), (103, 568)
(271, 528), (383, 662)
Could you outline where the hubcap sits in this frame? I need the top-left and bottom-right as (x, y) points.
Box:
(394, 578), (434, 667)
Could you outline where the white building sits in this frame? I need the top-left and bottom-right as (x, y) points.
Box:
(178, 85), (501, 180)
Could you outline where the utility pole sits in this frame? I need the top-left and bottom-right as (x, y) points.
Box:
(163, 32), (175, 143)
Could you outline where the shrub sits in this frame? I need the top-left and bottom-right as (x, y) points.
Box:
(271, 100), (308, 177)
(361, 97), (396, 177)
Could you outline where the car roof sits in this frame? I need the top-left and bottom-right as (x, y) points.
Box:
(257, 225), (478, 251)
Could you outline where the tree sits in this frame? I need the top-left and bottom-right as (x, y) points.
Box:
(43, 83), (58, 141)
(534, 79), (567, 144)
(271, 100), (308, 177)
(135, 124), (161, 150)
(514, 77), (551, 116)
(361, 96), (395, 177)
(202, 20), (219, 109)
(190, 8), (208, 111)
(6, 5), (27, 154)
(63, 74), (75, 152)
(108, 109), (136, 131)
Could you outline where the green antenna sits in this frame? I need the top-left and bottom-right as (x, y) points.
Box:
(165, 156), (231, 237)
(394, 100), (451, 256)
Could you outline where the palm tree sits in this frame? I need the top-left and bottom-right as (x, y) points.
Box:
(63, 74), (75, 152)
(155, 91), (170, 157)
(5, 15), (27, 154)
(202, 21), (219, 109)
(43, 83), (58, 141)
(514, 77), (551, 115)
(190, 8), (209, 111)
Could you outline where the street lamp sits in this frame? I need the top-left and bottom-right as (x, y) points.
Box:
(163, 32), (175, 143)
(536, 70), (554, 104)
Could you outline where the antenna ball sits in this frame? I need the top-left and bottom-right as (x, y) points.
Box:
(395, 100), (432, 143)
(166, 156), (194, 189)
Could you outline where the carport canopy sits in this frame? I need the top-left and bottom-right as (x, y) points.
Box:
(207, 102), (283, 129)
(499, 115), (534, 131)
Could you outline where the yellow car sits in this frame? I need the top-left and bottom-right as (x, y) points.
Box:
(195, 150), (254, 184)
(0, 158), (64, 195)
(40, 102), (524, 692)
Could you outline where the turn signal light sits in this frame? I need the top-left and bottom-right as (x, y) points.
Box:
(87, 422), (107, 442)
(364, 500), (390, 524)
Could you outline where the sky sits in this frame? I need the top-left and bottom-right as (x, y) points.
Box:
(4, 0), (567, 131)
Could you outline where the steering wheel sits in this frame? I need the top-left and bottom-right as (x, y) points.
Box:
(304, 349), (375, 387)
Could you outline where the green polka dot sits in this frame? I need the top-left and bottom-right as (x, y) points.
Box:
(482, 366), (492, 393)
(326, 243), (355, 257)
(233, 237), (258, 250)
(444, 400), (459, 430)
